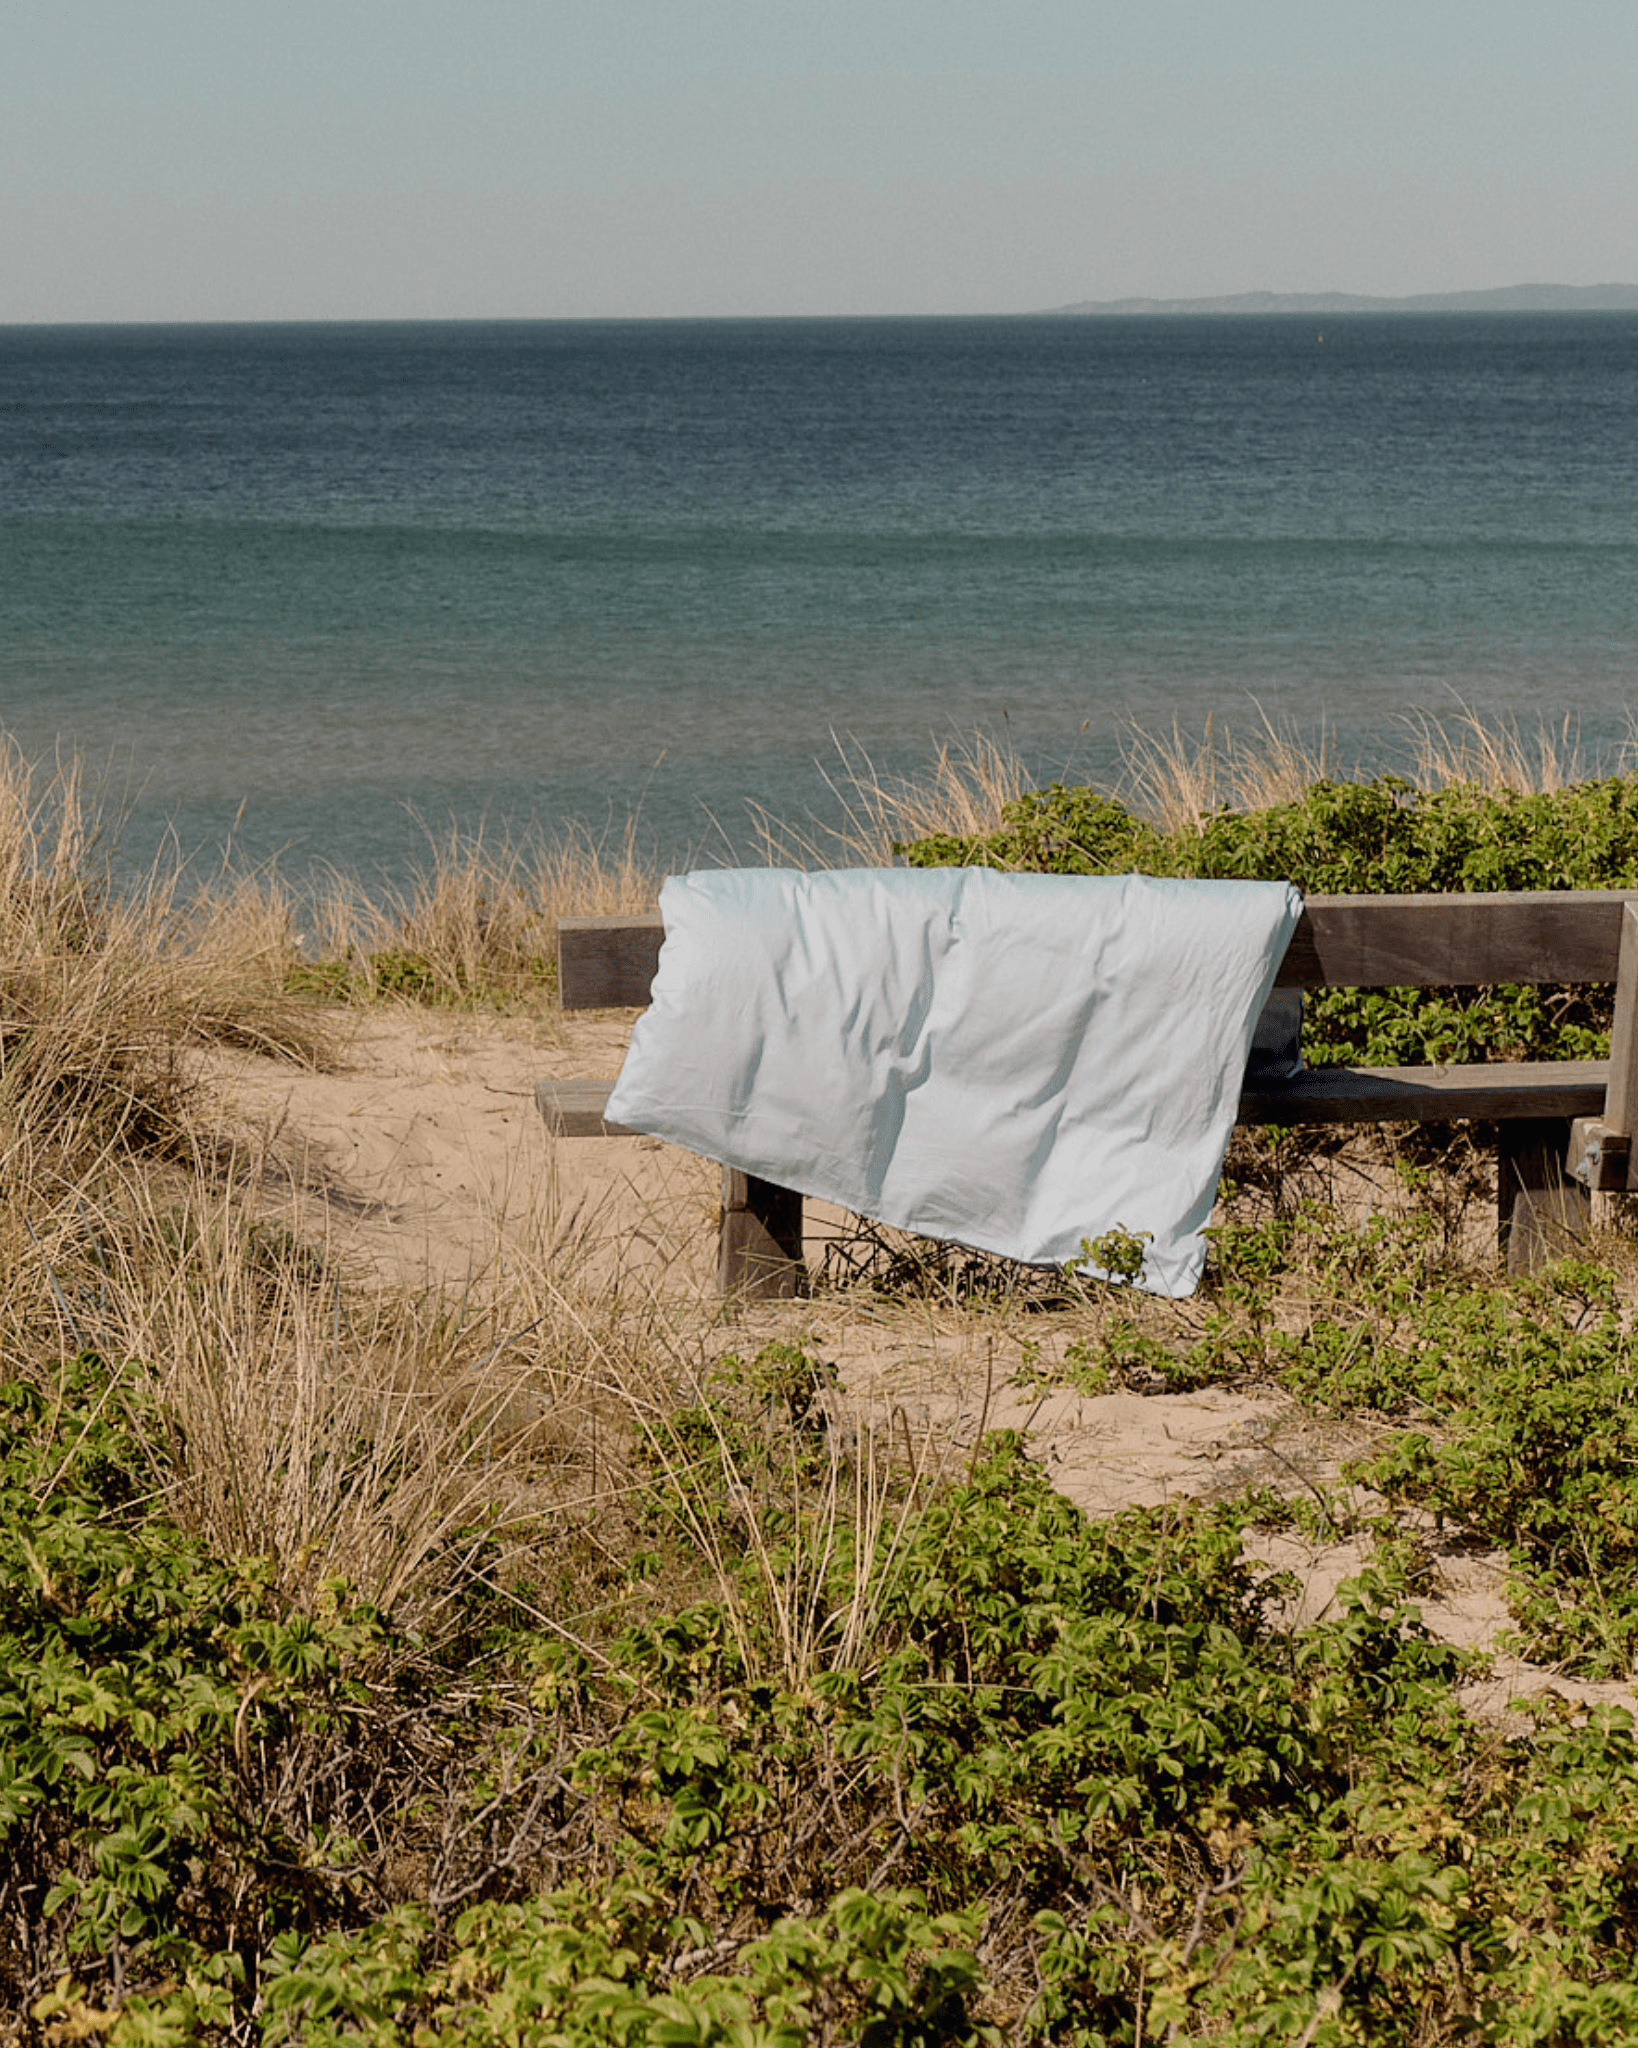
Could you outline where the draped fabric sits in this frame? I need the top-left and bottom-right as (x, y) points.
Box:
(606, 867), (1303, 1296)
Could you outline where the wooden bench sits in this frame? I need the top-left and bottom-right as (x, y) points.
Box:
(537, 889), (1638, 1294)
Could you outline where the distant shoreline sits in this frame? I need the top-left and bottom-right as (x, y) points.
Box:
(1043, 284), (1638, 317)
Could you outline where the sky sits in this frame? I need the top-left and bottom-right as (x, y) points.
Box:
(5, 0), (1637, 322)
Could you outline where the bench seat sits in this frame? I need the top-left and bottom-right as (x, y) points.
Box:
(543, 1060), (1612, 1137)
(540, 890), (1638, 1291)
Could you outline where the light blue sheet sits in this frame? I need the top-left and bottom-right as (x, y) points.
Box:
(606, 867), (1303, 1296)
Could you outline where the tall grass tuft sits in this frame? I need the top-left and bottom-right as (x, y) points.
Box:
(4, 1148), (664, 1624)
(1117, 705), (1625, 830)
(0, 750), (684, 1626)
(0, 747), (325, 1168)
(753, 731), (1032, 868)
(1402, 705), (1614, 795)
(1118, 710), (1340, 837)
(302, 814), (659, 1007)
(621, 1339), (950, 1689)
(1119, 705), (1635, 828)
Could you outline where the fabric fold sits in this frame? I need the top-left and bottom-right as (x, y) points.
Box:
(605, 867), (1303, 1296)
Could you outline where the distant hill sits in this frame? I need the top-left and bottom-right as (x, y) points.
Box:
(1045, 283), (1638, 316)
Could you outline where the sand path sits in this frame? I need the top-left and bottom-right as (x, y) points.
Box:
(196, 1005), (1634, 1724)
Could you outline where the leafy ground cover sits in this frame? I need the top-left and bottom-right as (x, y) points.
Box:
(14, 1293), (1638, 2046)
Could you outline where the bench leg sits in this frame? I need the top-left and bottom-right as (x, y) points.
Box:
(719, 1168), (805, 1298)
(1497, 1118), (1591, 1273)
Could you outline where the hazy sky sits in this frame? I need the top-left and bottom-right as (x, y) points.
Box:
(6, 0), (1636, 321)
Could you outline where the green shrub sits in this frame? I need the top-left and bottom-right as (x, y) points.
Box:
(24, 1335), (1638, 2043)
(899, 775), (1638, 1064)
(0, 1359), (391, 2028)
(263, 1885), (995, 2048)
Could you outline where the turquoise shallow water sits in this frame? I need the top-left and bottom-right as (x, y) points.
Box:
(2, 314), (1636, 886)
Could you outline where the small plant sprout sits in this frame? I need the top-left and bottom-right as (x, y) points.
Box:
(1075, 1225), (1154, 1288)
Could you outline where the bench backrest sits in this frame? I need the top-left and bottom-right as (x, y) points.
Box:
(556, 891), (1638, 1011)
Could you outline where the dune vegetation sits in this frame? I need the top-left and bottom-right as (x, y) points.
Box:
(12, 722), (1638, 2044)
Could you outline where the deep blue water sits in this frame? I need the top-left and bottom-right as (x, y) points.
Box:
(2, 314), (1636, 886)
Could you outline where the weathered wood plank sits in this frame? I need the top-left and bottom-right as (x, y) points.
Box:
(1497, 1117), (1591, 1273)
(557, 915), (665, 1010)
(720, 1168), (805, 1298)
(1273, 890), (1638, 988)
(1237, 1059), (1612, 1126)
(557, 892), (1638, 1010)
(1600, 904), (1638, 1187)
(1567, 1117), (1632, 1192)
(534, 1077), (638, 1138)
(543, 1062), (1613, 1139)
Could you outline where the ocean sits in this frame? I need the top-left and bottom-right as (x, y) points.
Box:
(2, 314), (1636, 888)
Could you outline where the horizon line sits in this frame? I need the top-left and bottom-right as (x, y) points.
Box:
(6, 283), (1638, 330)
